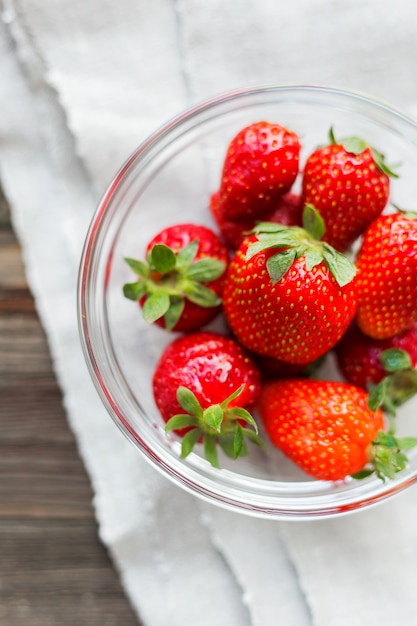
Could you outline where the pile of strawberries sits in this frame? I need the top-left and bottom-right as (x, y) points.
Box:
(123, 120), (417, 482)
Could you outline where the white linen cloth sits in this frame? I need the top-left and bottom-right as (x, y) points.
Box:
(2, 1), (417, 624)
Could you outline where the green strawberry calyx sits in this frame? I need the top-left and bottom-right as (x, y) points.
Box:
(352, 418), (417, 482)
(164, 385), (264, 468)
(123, 240), (226, 329)
(368, 348), (417, 416)
(391, 205), (417, 221)
(329, 127), (399, 178)
(247, 204), (357, 287)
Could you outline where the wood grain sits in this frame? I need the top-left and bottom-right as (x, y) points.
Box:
(0, 213), (140, 624)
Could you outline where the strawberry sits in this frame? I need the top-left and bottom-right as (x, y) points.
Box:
(367, 347), (417, 417)
(336, 323), (417, 387)
(336, 323), (417, 416)
(257, 378), (417, 481)
(152, 331), (263, 467)
(210, 191), (253, 250)
(123, 223), (228, 331)
(355, 211), (417, 339)
(250, 352), (307, 380)
(222, 205), (358, 365)
(301, 128), (396, 251)
(249, 348), (327, 380)
(210, 190), (303, 250)
(216, 121), (301, 222)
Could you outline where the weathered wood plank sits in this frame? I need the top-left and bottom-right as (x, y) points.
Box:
(0, 315), (53, 377)
(0, 230), (28, 289)
(0, 519), (139, 625)
(0, 289), (35, 314)
(0, 212), (141, 624)
(0, 184), (10, 225)
(0, 443), (95, 519)
(1, 376), (74, 444)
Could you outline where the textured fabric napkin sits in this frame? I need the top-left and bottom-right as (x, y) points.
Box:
(2, 1), (417, 624)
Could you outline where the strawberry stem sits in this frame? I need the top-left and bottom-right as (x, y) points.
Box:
(329, 127), (399, 178)
(123, 240), (226, 329)
(368, 348), (417, 416)
(248, 206), (357, 287)
(370, 430), (417, 481)
(302, 203), (325, 240)
(352, 417), (417, 481)
(165, 385), (263, 467)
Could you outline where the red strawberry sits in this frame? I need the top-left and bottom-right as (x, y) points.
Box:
(336, 323), (417, 387)
(250, 352), (307, 380)
(223, 206), (358, 365)
(210, 190), (303, 250)
(355, 211), (417, 339)
(152, 331), (263, 467)
(257, 378), (416, 481)
(210, 191), (254, 250)
(123, 223), (228, 331)
(336, 323), (417, 416)
(216, 121), (301, 222)
(301, 128), (396, 251)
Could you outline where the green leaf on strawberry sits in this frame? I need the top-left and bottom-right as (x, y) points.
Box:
(399, 209), (417, 220)
(203, 404), (224, 432)
(124, 257), (150, 278)
(165, 384), (263, 467)
(340, 136), (368, 155)
(150, 244), (177, 273)
(368, 348), (417, 416)
(368, 377), (391, 413)
(174, 240), (198, 269)
(176, 386), (204, 417)
(329, 126), (399, 178)
(321, 243), (357, 287)
(381, 348), (412, 372)
(247, 205), (357, 288)
(369, 147), (400, 178)
(302, 202), (325, 240)
(141, 291), (170, 324)
(355, 424), (417, 482)
(123, 224), (229, 331)
(266, 249), (296, 284)
(123, 280), (147, 301)
(204, 435), (219, 468)
(163, 298), (185, 330)
(162, 413), (199, 431)
(183, 282), (222, 308)
(186, 258), (226, 282)
(181, 428), (203, 459)
(227, 406), (258, 431)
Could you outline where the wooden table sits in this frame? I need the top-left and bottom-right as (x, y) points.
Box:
(0, 186), (140, 625)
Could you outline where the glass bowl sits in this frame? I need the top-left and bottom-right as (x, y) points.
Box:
(77, 85), (417, 520)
